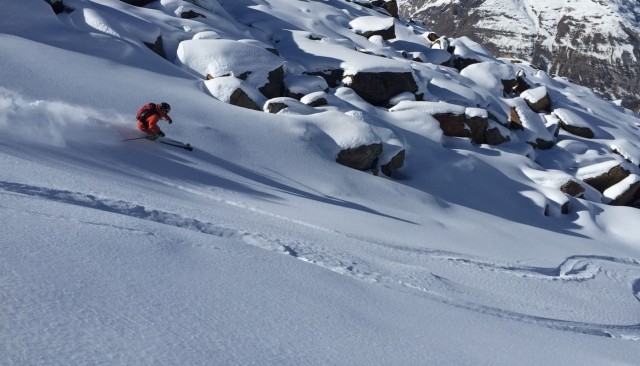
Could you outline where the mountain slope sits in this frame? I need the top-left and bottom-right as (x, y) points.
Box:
(2, 0), (640, 364)
(399, 0), (640, 112)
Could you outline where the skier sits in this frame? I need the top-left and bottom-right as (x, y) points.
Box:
(136, 102), (172, 138)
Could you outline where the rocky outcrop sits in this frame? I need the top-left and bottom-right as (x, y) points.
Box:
(337, 144), (383, 171)
(400, 0), (640, 112)
(343, 72), (418, 106)
(583, 165), (630, 193)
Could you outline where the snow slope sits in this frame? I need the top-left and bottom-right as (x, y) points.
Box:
(2, 0), (640, 364)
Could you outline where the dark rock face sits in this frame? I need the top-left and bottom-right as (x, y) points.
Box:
(560, 181), (585, 198)
(381, 149), (405, 176)
(524, 92), (551, 113)
(119, 0), (156, 6)
(337, 143), (383, 171)
(609, 181), (640, 206)
(452, 56), (480, 72)
(508, 107), (524, 130)
(44, 0), (73, 14)
(264, 98), (300, 114)
(583, 165), (630, 193)
(484, 127), (510, 145)
(382, 0), (400, 19)
(559, 122), (594, 139)
(180, 10), (205, 19)
(265, 102), (289, 114)
(229, 88), (261, 111)
(144, 36), (166, 59)
(343, 72), (418, 106)
(465, 116), (488, 144)
(355, 23), (396, 40)
(258, 65), (285, 100)
(432, 113), (469, 138)
(307, 69), (344, 88)
(400, 0), (640, 113)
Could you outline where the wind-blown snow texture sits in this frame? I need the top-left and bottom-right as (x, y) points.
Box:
(2, 0), (640, 365)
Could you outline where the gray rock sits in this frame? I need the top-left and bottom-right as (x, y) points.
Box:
(343, 71), (418, 106)
(337, 144), (383, 171)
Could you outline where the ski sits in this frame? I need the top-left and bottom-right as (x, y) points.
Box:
(153, 137), (193, 151)
(123, 135), (193, 151)
(157, 139), (193, 151)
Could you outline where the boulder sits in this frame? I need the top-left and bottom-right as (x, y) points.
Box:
(180, 10), (205, 19)
(349, 16), (396, 40)
(176, 39), (284, 99)
(285, 75), (328, 100)
(560, 181), (586, 198)
(508, 106), (524, 130)
(554, 109), (595, 139)
(301, 92), (328, 107)
(513, 75), (531, 95)
(452, 57), (481, 72)
(119, 0), (156, 6)
(560, 122), (595, 139)
(432, 113), (470, 139)
(380, 149), (405, 177)
(44, 0), (73, 13)
(204, 77), (264, 111)
(337, 144), (383, 171)
(485, 127), (511, 145)
(258, 65), (285, 99)
(530, 138), (554, 150)
(465, 116), (489, 144)
(343, 71), (418, 106)
(370, 0), (399, 19)
(583, 165), (631, 193)
(604, 175), (640, 206)
(508, 102), (554, 149)
(265, 102), (289, 114)
(307, 69), (344, 88)
(521, 86), (552, 113)
(144, 35), (166, 59)
(229, 88), (262, 111)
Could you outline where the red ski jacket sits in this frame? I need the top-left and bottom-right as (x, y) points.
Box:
(137, 103), (172, 135)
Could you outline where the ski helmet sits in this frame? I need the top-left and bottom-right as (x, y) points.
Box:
(159, 102), (171, 113)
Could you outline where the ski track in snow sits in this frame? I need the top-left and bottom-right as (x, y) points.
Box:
(2, 180), (640, 340)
